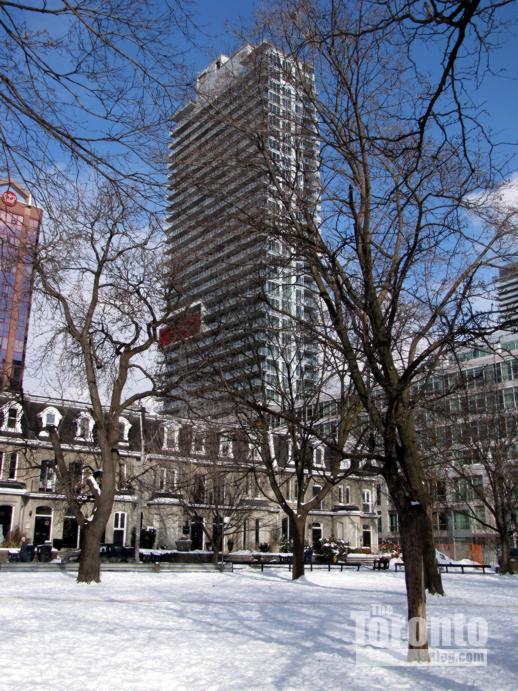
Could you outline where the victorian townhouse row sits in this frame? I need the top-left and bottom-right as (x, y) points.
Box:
(0, 393), (380, 555)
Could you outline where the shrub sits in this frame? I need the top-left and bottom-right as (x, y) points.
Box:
(318, 536), (349, 561)
(1, 526), (26, 548)
(279, 537), (292, 553)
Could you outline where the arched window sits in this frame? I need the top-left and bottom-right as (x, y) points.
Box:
(75, 412), (94, 442)
(313, 445), (324, 467)
(1, 402), (23, 433)
(37, 406), (62, 437)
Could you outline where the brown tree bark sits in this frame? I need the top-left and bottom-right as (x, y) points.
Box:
(290, 513), (307, 580)
(77, 523), (104, 584)
(498, 532), (512, 575)
(398, 506), (431, 662)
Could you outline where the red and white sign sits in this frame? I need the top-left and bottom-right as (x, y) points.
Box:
(1, 190), (17, 207)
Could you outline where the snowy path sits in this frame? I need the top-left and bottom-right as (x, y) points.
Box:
(0, 568), (516, 690)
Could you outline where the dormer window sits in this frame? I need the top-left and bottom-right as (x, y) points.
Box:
(219, 434), (233, 458)
(163, 425), (179, 451)
(37, 406), (62, 437)
(192, 430), (205, 455)
(75, 412), (94, 442)
(118, 417), (131, 444)
(313, 446), (325, 468)
(1, 402), (23, 433)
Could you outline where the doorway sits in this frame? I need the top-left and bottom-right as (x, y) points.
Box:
(311, 522), (322, 549)
(0, 505), (13, 542)
(33, 506), (52, 544)
(190, 517), (204, 550)
(62, 514), (80, 548)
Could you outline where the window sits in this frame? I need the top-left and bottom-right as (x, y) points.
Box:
(312, 483), (322, 510)
(362, 489), (372, 513)
(113, 512), (127, 545)
(454, 511), (470, 531)
(118, 417), (131, 443)
(75, 412), (94, 442)
(193, 475), (205, 503)
(255, 518), (261, 545)
(219, 434), (233, 458)
(389, 511), (399, 533)
(313, 446), (324, 467)
(7, 407), (18, 430)
(39, 460), (56, 492)
(281, 516), (290, 541)
(163, 426), (179, 450)
(1, 403), (22, 433)
(338, 486), (344, 504)
(192, 430), (205, 455)
(38, 407), (62, 437)
(437, 512), (449, 531)
(344, 486), (351, 504)
(242, 519), (248, 550)
(68, 461), (83, 491)
(159, 467), (167, 491)
(8, 452), (17, 480)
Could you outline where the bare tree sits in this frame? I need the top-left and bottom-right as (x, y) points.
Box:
(0, 0), (192, 202)
(237, 0), (518, 661)
(32, 179), (173, 582)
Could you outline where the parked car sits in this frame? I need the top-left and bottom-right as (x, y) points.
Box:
(61, 543), (135, 564)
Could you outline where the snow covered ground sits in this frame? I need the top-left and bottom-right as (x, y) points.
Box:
(0, 568), (516, 690)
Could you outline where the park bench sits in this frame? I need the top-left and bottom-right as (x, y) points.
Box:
(394, 561), (492, 574)
(345, 554), (390, 570)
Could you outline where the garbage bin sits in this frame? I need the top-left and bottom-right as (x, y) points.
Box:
(36, 544), (52, 562)
(175, 538), (191, 552)
(20, 544), (35, 562)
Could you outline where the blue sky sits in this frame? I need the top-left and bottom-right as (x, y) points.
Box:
(185, 0), (518, 176)
(23, 0), (518, 397)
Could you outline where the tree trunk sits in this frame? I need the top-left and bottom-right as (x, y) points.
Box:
(498, 534), (512, 575)
(290, 514), (306, 580)
(399, 506), (431, 662)
(77, 524), (103, 583)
